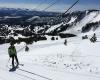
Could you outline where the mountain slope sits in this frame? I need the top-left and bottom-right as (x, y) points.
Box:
(46, 10), (100, 35)
(0, 31), (100, 80)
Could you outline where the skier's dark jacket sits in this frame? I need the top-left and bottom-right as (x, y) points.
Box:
(8, 46), (17, 57)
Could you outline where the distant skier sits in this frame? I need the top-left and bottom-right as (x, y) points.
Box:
(82, 35), (88, 40)
(25, 45), (29, 52)
(64, 39), (67, 45)
(90, 33), (97, 43)
(8, 42), (19, 68)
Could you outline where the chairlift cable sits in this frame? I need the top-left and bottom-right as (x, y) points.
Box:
(33, 0), (47, 10)
(62, 0), (80, 16)
(42, 0), (61, 11)
(54, 0), (80, 24)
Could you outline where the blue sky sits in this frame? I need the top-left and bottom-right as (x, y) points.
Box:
(0, 0), (100, 12)
(0, 0), (100, 5)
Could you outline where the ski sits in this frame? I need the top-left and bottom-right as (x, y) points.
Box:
(9, 66), (18, 72)
(7, 63), (24, 72)
(8, 64), (24, 67)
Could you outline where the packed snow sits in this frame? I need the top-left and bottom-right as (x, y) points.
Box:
(0, 30), (100, 80)
(46, 23), (63, 33)
(68, 17), (77, 24)
(92, 12), (100, 22)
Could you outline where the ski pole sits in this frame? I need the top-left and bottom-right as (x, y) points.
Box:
(6, 57), (10, 67)
(8, 58), (10, 63)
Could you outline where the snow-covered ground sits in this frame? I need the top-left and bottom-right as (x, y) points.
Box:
(46, 23), (63, 33)
(0, 31), (100, 80)
(52, 11), (100, 35)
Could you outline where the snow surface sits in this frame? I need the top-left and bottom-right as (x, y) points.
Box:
(92, 12), (100, 22)
(4, 16), (22, 19)
(27, 16), (40, 22)
(0, 31), (100, 80)
(60, 11), (100, 35)
(46, 23), (63, 33)
(75, 12), (98, 30)
(68, 17), (77, 24)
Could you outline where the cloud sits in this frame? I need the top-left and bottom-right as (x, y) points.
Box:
(0, 3), (37, 9)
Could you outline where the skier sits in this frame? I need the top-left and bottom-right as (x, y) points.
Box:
(8, 42), (19, 68)
(25, 45), (29, 52)
(90, 33), (97, 43)
(64, 39), (67, 45)
(82, 35), (88, 40)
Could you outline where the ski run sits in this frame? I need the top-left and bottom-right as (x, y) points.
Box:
(0, 30), (100, 80)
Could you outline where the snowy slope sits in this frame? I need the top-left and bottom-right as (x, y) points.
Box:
(68, 17), (77, 24)
(46, 10), (100, 35)
(62, 11), (100, 34)
(75, 11), (98, 31)
(92, 12), (100, 22)
(0, 30), (100, 80)
(0, 10), (100, 80)
(46, 23), (63, 33)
